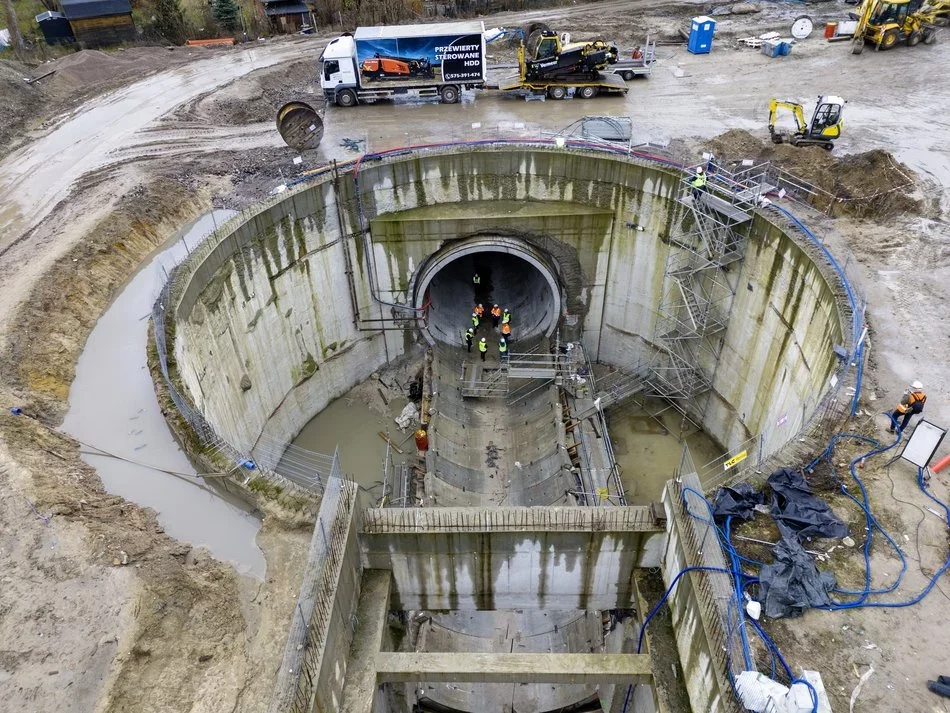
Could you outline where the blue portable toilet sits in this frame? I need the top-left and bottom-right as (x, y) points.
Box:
(688, 15), (716, 54)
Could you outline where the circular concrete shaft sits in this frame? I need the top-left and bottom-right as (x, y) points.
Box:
(414, 238), (562, 345)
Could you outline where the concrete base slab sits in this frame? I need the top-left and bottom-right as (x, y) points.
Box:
(340, 570), (392, 713)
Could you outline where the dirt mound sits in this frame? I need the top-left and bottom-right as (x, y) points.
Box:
(0, 59), (47, 157)
(46, 49), (137, 92)
(195, 58), (323, 126)
(704, 129), (920, 219)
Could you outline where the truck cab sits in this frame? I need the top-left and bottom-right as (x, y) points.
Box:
(320, 34), (359, 106)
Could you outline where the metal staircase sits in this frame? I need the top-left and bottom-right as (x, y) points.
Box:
(648, 164), (770, 423)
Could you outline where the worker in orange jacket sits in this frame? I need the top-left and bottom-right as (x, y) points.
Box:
(490, 304), (502, 328)
(501, 321), (512, 342)
(889, 380), (926, 433)
(474, 303), (484, 318)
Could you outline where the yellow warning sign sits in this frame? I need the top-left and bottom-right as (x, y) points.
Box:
(597, 487), (610, 501)
(723, 450), (748, 471)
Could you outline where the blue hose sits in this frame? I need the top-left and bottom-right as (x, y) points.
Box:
(812, 428), (908, 604)
(636, 565), (740, 654)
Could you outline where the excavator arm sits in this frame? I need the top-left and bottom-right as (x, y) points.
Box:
(768, 99), (807, 138)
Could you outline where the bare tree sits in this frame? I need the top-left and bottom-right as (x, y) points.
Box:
(2, 0), (26, 52)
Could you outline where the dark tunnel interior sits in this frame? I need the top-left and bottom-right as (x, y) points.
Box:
(423, 251), (559, 346)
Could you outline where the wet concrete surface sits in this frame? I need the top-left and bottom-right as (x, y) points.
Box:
(62, 211), (267, 578)
(281, 393), (414, 496)
(609, 403), (722, 506)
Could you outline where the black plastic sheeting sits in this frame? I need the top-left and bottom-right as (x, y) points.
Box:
(768, 468), (849, 542)
(758, 536), (837, 618)
(711, 483), (764, 523)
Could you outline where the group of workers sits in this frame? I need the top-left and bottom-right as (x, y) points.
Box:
(465, 273), (513, 362)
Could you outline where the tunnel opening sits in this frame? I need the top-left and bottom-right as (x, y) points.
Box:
(413, 237), (562, 346)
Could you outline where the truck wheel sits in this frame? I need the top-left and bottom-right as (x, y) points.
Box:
(923, 27), (937, 44)
(336, 89), (357, 108)
(547, 85), (567, 100)
(578, 86), (599, 99)
(907, 31), (921, 46)
(622, 70), (634, 81)
(440, 85), (460, 104)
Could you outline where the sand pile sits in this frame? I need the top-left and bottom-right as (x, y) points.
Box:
(704, 129), (920, 219)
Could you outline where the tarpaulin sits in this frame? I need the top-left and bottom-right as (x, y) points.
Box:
(712, 483), (764, 523)
(758, 536), (836, 618)
(768, 468), (849, 541)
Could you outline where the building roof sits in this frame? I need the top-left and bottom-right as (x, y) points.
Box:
(59, 0), (132, 20)
(35, 10), (67, 21)
(264, 1), (308, 14)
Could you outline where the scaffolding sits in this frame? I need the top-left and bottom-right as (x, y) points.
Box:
(459, 335), (563, 400)
(647, 163), (771, 424)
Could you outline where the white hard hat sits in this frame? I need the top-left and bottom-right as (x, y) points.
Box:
(912, 380), (923, 390)
(697, 167), (705, 174)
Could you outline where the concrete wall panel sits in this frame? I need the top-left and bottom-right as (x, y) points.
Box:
(360, 528), (664, 610)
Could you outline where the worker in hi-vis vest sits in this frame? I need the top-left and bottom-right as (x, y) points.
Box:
(889, 380), (926, 433)
(690, 166), (707, 200)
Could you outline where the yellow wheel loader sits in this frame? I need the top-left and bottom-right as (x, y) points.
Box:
(768, 96), (845, 150)
(850, 0), (939, 54)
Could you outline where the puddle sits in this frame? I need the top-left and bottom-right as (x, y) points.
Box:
(608, 404), (723, 506)
(62, 211), (267, 578)
(281, 393), (414, 497)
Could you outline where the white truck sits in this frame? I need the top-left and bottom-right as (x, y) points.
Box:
(320, 21), (488, 107)
(320, 21), (629, 107)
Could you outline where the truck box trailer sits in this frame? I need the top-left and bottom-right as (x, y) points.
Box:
(320, 21), (487, 106)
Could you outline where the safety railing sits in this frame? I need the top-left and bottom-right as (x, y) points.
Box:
(268, 456), (358, 713)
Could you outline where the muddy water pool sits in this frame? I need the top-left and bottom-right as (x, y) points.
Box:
(62, 211), (267, 578)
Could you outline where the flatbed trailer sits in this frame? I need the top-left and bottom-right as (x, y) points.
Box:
(496, 71), (628, 99)
(608, 37), (657, 80)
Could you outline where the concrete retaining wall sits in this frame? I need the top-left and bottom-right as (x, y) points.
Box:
(359, 506), (665, 610)
(661, 476), (743, 713)
(172, 179), (399, 462)
(168, 146), (847, 476)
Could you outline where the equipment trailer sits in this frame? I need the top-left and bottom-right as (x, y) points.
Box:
(321, 22), (627, 106)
